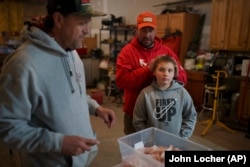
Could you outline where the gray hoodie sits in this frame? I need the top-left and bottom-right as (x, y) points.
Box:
(133, 80), (197, 139)
(0, 25), (100, 166)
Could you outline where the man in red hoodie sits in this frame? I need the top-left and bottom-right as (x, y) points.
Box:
(116, 11), (187, 134)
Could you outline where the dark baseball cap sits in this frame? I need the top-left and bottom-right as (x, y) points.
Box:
(46, 0), (106, 17)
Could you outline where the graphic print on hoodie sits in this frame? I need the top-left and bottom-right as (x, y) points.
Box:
(154, 98), (176, 124)
(133, 80), (197, 138)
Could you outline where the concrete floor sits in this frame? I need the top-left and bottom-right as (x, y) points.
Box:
(1, 93), (250, 167)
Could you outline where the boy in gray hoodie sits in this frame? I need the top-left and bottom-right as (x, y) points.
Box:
(0, 0), (116, 166)
(133, 56), (196, 139)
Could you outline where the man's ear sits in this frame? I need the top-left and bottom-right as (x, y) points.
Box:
(52, 12), (64, 29)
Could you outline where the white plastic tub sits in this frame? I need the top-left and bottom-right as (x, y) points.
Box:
(117, 127), (211, 167)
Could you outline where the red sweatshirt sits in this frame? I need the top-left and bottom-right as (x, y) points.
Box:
(116, 37), (187, 117)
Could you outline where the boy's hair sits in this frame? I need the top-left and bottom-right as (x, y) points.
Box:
(152, 55), (179, 78)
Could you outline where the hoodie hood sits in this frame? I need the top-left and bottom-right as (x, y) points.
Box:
(151, 80), (183, 91)
(21, 24), (67, 57)
(20, 24), (75, 93)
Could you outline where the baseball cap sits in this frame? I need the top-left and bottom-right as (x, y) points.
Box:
(137, 12), (157, 29)
(46, 0), (106, 17)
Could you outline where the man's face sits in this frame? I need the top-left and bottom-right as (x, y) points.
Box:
(136, 26), (156, 49)
(55, 13), (91, 50)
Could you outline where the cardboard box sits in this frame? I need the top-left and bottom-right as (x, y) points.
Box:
(82, 34), (97, 54)
(117, 127), (211, 167)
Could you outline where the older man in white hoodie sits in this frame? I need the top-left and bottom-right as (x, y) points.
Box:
(0, 0), (116, 166)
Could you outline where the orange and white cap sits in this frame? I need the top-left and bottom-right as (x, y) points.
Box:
(137, 11), (157, 29)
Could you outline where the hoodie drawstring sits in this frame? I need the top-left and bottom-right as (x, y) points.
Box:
(61, 56), (75, 93)
(71, 56), (82, 96)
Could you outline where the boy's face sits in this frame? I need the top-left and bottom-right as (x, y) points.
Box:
(153, 61), (175, 89)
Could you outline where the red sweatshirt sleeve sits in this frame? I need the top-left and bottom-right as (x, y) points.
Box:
(116, 47), (154, 91)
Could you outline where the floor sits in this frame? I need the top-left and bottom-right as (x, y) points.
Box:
(0, 92), (250, 167)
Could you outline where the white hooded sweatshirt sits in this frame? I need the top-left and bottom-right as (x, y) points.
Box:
(0, 24), (99, 166)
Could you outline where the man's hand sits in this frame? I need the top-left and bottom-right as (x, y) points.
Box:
(95, 107), (116, 128)
(62, 136), (99, 156)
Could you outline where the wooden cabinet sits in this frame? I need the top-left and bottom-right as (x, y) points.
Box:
(248, 26), (250, 50)
(237, 78), (250, 123)
(0, 1), (24, 32)
(156, 13), (200, 66)
(209, 0), (227, 49)
(210, 0), (250, 51)
(185, 70), (207, 111)
(156, 14), (169, 38)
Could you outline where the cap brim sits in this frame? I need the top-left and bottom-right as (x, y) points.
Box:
(76, 10), (106, 17)
(138, 23), (156, 29)
(78, 4), (106, 17)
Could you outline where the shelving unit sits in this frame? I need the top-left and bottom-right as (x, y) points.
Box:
(99, 26), (134, 97)
(99, 26), (135, 64)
